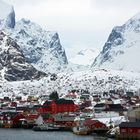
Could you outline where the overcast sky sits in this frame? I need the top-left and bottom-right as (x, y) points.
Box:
(4, 0), (140, 58)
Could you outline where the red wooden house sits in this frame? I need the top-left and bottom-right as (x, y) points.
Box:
(119, 122), (140, 135)
(26, 114), (39, 124)
(12, 113), (26, 126)
(0, 115), (12, 128)
(51, 99), (79, 114)
(84, 119), (107, 130)
(37, 99), (79, 114)
(10, 102), (17, 107)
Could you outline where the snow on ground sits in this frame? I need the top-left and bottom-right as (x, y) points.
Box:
(0, 69), (140, 98)
(93, 116), (126, 127)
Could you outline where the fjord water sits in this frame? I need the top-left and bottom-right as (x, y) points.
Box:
(0, 129), (113, 140)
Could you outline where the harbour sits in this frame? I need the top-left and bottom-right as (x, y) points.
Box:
(0, 129), (113, 140)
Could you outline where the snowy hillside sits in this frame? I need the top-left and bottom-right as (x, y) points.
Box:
(0, 31), (46, 81)
(69, 49), (99, 66)
(0, 69), (140, 98)
(65, 62), (89, 72)
(92, 13), (140, 72)
(57, 69), (140, 94)
(0, 0), (15, 28)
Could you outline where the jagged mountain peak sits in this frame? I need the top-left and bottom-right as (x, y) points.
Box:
(0, 0), (12, 18)
(0, 1), (68, 74)
(20, 18), (31, 24)
(122, 12), (140, 32)
(126, 12), (140, 22)
(15, 18), (59, 42)
(91, 13), (140, 72)
(2, 17), (68, 73)
(0, 0), (15, 28)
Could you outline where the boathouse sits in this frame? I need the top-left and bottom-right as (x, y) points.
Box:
(118, 122), (140, 139)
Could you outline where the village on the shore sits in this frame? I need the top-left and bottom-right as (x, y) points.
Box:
(0, 88), (140, 139)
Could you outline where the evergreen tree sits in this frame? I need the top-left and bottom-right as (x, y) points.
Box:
(49, 91), (59, 101)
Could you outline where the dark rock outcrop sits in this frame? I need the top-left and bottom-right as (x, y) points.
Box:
(0, 31), (46, 81)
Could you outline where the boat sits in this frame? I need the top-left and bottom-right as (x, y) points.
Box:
(72, 116), (90, 135)
(106, 127), (119, 138)
(72, 126), (89, 135)
(33, 124), (60, 131)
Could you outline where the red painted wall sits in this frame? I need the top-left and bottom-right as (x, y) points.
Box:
(120, 127), (140, 135)
(41, 101), (79, 114)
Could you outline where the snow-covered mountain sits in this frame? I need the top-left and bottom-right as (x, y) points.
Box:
(0, 0), (68, 73)
(69, 49), (99, 66)
(0, 31), (46, 81)
(92, 13), (140, 72)
(0, 0), (140, 99)
(4, 19), (68, 73)
(0, 0), (15, 28)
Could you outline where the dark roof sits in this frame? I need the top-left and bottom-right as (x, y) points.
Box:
(105, 104), (127, 111)
(16, 106), (29, 111)
(92, 95), (98, 97)
(119, 122), (140, 128)
(109, 104), (122, 108)
(55, 99), (74, 104)
(33, 105), (43, 108)
(2, 112), (17, 118)
(108, 98), (112, 101)
(94, 103), (106, 108)
(43, 100), (52, 106)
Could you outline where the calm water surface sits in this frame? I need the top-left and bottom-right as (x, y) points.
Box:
(0, 129), (113, 140)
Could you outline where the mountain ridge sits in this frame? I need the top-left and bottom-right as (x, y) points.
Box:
(4, 18), (68, 73)
(91, 13), (140, 72)
(0, 0), (15, 28)
(0, 0), (68, 74)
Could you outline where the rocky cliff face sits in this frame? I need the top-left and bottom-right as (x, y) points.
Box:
(4, 18), (68, 73)
(0, 0), (68, 74)
(92, 13), (140, 72)
(0, 31), (46, 81)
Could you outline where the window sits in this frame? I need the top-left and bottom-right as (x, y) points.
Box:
(128, 128), (133, 133)
(121, 129), (126, 133)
